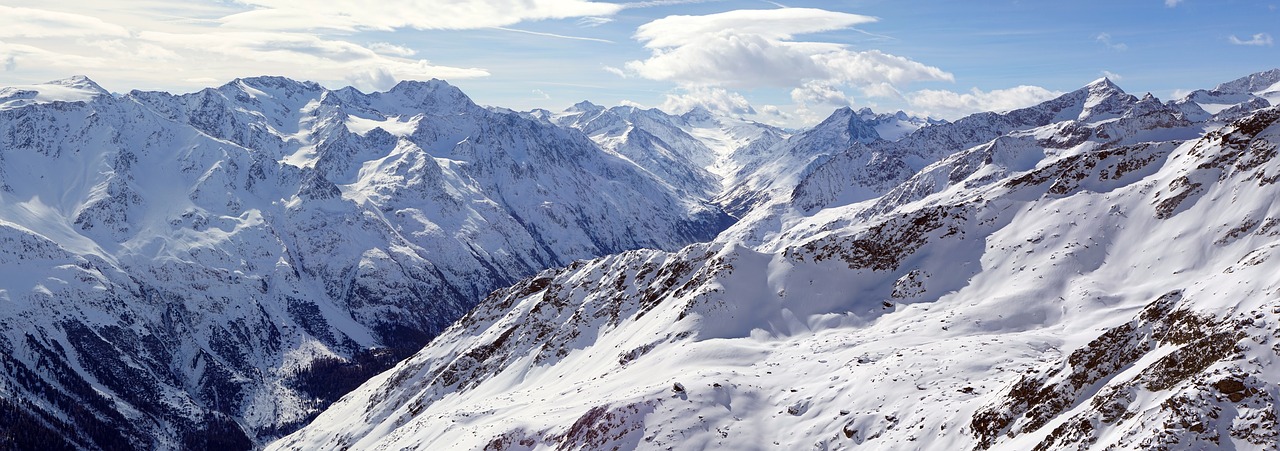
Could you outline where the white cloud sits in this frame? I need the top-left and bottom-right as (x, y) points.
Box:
(1101, 70), (1123, 81)
(1229, 33), (1274, 46)
(80, 39), (182, 62)
(626, 32), (830, 87)
(632, 8), (877, 49)
(368, 42), (417, 57)
(220, 0), (625, 31)
(184, 77), (220, 85)
(345, 67), (399, 91)
(491, 27), (614, 43)
(757, 104), (789, 119)
(624, 8), (952, 95)
(1164, 0), (1183, 7)
(602, 65), (628, 78)
(136, 30), (491, 83)
(577, 16), (614, 27)
(0, 5), (130, 38)
(0, 3), (491, 93)
(0, 1), (685, 92)
(660, 87), (756, 115)
(532, 89), (551, 100)
(1095, 32), (1128, 51)
(905, 85), (1064, 120)
(0, 41), (109, 73)
(860, 82), (902, 99)
(139, 31), (384, 62)
(791, 80), (851, 107)
(814, 49), (952, 88)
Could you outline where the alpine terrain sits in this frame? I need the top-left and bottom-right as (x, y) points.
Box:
(273, 69), (1280, 450)
(0, 75), (745, 449)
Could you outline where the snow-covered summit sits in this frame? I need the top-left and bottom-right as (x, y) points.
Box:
(1171, 68), (1280, 121)
(716, 106), (938, 216)
(546, 102), (787, 197)
(566, 99), (606, 114)
(1073, 77), (1135, 121)
(1213, 68), (1280, 95)
(382, 78), (478, 112)
(0, 75), (110, 110)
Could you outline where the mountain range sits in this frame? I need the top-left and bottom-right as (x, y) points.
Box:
(1, 68), (1278, 450)
(273, 69), (1280, 450)
(0, 75), (737, 449)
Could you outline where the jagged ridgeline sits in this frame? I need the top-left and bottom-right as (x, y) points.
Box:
(0, 76), (742, 449)
(273, 70), (1280, 450)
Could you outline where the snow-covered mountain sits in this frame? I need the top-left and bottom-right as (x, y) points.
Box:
(535, 103), (787, 198)
(717, 107), (942, 218)
(0, 76), (732, 449)
(535, 99), (942, 225)
(1171, 68), (1280, 122)
(274, 69), (1280, 450)
(717, 77), (1191, 247)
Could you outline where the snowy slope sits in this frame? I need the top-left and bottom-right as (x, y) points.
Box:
(711, 107), (941, 221)
(274, 70), (1280, 450)
(717, 78), (1177, 248)
(0, 76), (108, 110)
(540, 103), (787, 198)
(1171, 68), (1280, 122)
(0, 76), (731, 449)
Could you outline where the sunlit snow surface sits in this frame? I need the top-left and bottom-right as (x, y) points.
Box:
(275, 70), (1280, 450)
(0, 76), (108, 110)
(0, 75), (736, 448)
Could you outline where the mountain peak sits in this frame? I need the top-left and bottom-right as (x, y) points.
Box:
(1213, 68), (1280, 95)
(1086, 76), (1120, 89)
(386, 78), (476, 110)
(1079, 76), (1128, 101)
(48, 75), (110, 95)
(0, 76), (110, 110)
(826, 106), (855, 118)
(567, 100), (603, 113)
(1032, 76), (1136, 122)
(231, 76), (323, 94)
(812, 106), (880, 143)
(681, 105), (717, 123)
(388, 78), (455, 92)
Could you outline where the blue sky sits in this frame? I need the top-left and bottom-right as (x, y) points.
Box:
(0, 0), (1276, 125)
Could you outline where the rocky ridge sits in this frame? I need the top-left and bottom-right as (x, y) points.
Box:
(274, 69), (1280, 451)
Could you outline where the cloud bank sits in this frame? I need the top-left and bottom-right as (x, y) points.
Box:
(622, 8), (952, 113)
(906, 85), (1065, 120)
(220, 0), (625, 31)
(0, 1), (629, 91)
